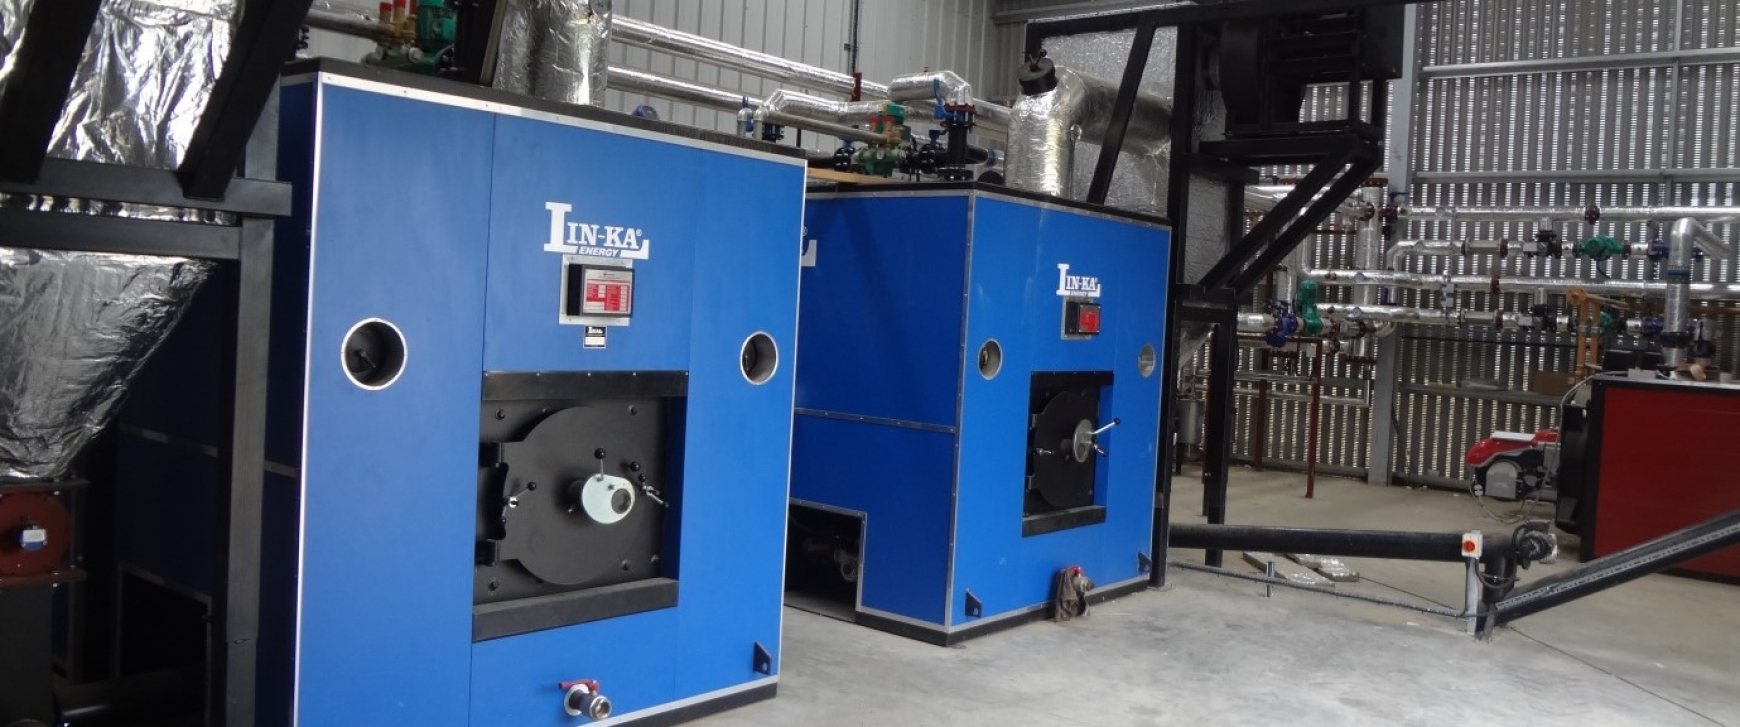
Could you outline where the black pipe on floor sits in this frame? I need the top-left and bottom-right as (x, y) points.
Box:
(1170, 523), (1506, 563)
(1492, 506), (1740, 628)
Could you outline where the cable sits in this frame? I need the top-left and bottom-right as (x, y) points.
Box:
(1170, 561), (1493, 619)
(1509, 627), (1727, 726)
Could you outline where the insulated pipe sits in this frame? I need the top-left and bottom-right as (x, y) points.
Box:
(1316, 304), (1577, 331)
(1005, 66), (1170, 197)
(1349, 187), (1388, 358)
(1675, 216), (1736, 261)
(1385, 239), (1506, 269)
(886, 70), (1012, 132)
(1405, 205), (1740, 223)
(1243, 188), (1368, 220)
(755, 88), (886, 126)
(608, 66), (759, 113)
(607, 68), (883, 144)
(614, 16), (886, 98)
(1303, 269), (1740, 300)
(1663, 218), (1701, 367)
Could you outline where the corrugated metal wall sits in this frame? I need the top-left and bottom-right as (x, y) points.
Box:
(1390, 0), (1740, 485)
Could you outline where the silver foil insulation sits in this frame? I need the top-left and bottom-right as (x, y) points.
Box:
(494, 0), (612, 106)
(0, 249), (213, 480)
(0, 0), (235, 480)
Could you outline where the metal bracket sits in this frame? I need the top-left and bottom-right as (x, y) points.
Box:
(1137, 551), (1154, 574)
(751, 641), (773, 675)
(963, 590), (982, 618)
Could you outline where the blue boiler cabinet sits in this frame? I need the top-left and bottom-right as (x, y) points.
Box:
(789, 184), (1170, 645)
(112, 60), (806, 726)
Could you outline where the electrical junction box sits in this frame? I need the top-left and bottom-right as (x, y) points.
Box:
(790, 184), (1169, 645)
(111, 60), (804, 726)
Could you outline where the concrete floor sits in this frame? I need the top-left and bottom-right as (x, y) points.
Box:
(695, 468), (1740, 727)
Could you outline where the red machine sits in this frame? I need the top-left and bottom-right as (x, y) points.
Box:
(1579, 380), (1740, 580)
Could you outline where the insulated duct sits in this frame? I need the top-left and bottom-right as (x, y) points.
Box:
(0, 250), (212, 480)
(493, 0), (612, 106)
(0, 0), (232, 480)
(1005, 66), (1170, 199)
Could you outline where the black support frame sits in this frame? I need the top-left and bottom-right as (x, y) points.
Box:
(0, 2), (300, 722)
(1023, 0), (1407, 584)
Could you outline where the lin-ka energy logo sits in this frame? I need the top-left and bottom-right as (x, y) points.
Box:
(542, 202), (653, 260)
(1056, 263), (1102, 298)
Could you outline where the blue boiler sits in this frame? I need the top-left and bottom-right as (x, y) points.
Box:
(789, 185), (1170, 645)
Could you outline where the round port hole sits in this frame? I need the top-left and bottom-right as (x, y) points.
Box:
(740, 332), (779, 385)
(977, 339), (1004, 380)
(341, 318), (407, 390)
(1138, 344), (1157, 378)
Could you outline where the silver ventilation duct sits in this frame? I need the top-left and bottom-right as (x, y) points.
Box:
(0, 0), (233, 480)
(494, 0), (612, 106)
(0, 251), (212, 480)
(1005, 66), (1170, 200)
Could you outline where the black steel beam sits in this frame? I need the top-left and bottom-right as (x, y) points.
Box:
(1024, 0), (1426, 56)
(1198, 309), (1239, 568)
(1171, 523), (1504, 563)
(0, 0), (103, 182)
(1151, 25), (1200, 588)
(208, 218), (274, 727)
(0, 208), (243, 260)
(1085, 13), (1158, 205)
(0, 160), (291, 216)
(1492, 507), (1740, 628)
(178, 0), (315, 199)
(1230, 155), (1378, 295)
(1197, 146), (1351, 290)
(1230, 152), (1380, 295)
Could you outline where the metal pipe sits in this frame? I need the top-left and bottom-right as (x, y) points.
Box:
(886, 69), (1011, 132)
(1237, 313), (1275, 333)
(1384, 239), (1507, 269)
(758, 111), (885, 145)
(1492, 506), (1740, 629)
(303, 6), (393, 41)
(607, 66), (759, 113)
(607, 69), (883, 145)
(756, 88), (886, 127)
(1006, 65), (1170, 198)
(1662, 218), (1701, 367)
(1405, 205), (1740, 223)
(1674, 216), (1736, 261)
(1170, 523), (1506, 564)
(1303, 269), (1740, 300)
(1244, 188), (1368, 220)
(613, 16), (885, 98)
